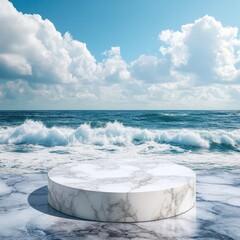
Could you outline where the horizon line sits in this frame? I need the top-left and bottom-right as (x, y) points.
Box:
(0, 109), (239, 111)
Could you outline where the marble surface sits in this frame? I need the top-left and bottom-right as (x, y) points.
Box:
(48, 160), (196, 222)
(0, 173), (240, 239)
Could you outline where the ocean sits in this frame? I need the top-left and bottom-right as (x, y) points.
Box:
(0, 110), (239, 174)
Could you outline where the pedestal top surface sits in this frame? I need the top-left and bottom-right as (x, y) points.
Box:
(48, 159), (195, 193)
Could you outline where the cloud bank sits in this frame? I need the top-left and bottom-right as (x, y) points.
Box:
(1, 0), (240, 109)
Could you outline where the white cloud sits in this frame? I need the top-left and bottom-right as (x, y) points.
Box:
(0, 54), (32, 78)
(0, 0), (240, 109)
(130, 55), (173, 83)
(99, 47), (130, 83)
(159, 15), (240, 84)
(0, 0), (97, 84)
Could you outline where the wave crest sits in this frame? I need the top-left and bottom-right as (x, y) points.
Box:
(0, 120), (239, 149)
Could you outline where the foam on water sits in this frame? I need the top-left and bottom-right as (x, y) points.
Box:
(0, 120), (239, 150)
(0, 111), (239, 176)
(1, 141), (239, 174)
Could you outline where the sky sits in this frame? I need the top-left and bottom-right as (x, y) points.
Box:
(1, 0), (240, 110)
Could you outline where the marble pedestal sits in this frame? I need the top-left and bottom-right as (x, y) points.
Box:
(48, 159), (195, 222)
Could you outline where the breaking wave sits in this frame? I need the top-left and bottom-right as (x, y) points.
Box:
(138, 113), (189, 121)
(0, 120), (239, 150)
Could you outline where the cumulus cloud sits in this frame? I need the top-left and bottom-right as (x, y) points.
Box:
(130, 55), (173, 83)
(99, 47), (130, 83)
(0, 0), (240, 109)
(0, 0), (97, 84)
(159, 15), (240, 84)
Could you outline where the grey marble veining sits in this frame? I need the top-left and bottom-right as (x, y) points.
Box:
(48, 159), (196, 222)
(0, 173), (240, 239)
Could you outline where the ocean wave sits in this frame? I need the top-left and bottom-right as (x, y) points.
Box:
(0, 120), (239, 149)
(138, 112), (189, 122)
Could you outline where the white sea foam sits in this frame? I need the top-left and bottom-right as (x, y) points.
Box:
(0, 120), (239, 149)
(1, 142), (240, 174)
(160, 113), (189, 117)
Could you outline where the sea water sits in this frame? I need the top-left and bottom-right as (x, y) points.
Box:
(0, 110), (239, 174)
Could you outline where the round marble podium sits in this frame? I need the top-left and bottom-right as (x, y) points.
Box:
(48, 159), (195, 222)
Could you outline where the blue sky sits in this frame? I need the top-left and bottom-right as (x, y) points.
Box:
(1, 0), (240, 109)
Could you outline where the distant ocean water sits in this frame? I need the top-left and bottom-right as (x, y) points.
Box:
(0, 110), (239, 174)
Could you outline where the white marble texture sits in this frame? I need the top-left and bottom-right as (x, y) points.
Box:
(0, 173), (240, 239)
(48, 159), (196, 222)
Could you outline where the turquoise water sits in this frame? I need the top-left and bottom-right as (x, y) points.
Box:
(0, 110), (239, 173)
